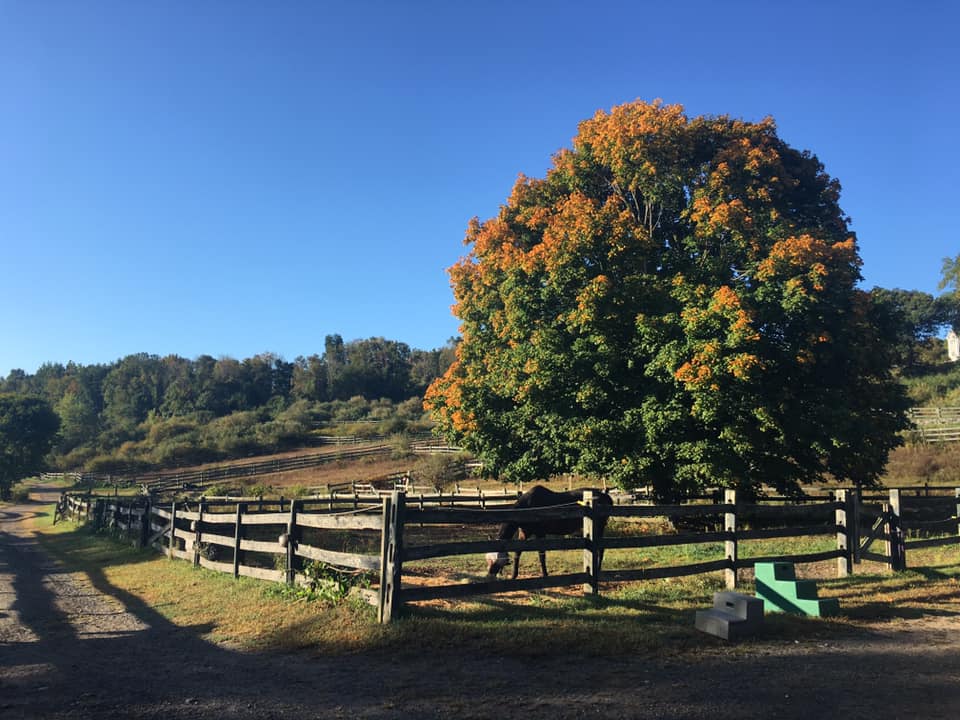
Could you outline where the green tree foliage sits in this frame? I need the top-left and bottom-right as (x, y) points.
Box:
(940, 254), (960, 298)
(0, 394), (60, 499)
(102, 354), (164, 436)
(339, 337), (412, 400)
(426, 100), (909, 498)
(54, 386), (100, 451)
(869, 288), (958, 368)
(0, 334), (453, 471)
(291, 354), (328, 402)
(408, 338), (459, 396)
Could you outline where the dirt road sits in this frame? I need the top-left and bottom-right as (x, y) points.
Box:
(2, 486), (959, 719)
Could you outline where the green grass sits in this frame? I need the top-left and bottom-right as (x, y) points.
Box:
(901, 360), (960, 407)
(29, 498), (960, 658)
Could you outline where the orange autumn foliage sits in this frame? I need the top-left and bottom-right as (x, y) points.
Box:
(426, 99), (908, 498)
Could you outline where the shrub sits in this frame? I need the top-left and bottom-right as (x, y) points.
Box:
(204, 483), (236, 497)
(389, 433), (414, 460)
(145, 417), (201, 445)
(56, 445), (98, 470)
(417, 453), (468, 491)
(149, 439), (219, 467)
(331, 396), (371, 422)
(396, 396), (426, 420)
(84, 454), (150, 475)
(246, 482), (274, 498)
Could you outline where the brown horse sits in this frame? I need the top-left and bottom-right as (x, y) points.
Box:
(485, 485), (612, 579)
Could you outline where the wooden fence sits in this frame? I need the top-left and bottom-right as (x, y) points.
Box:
(43, 437), (464, 496)
(55, 486), (960, 623)
(908, 407), (960, 443)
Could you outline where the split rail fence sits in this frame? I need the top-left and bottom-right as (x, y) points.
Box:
(56, 486), (960, 623)
(908, 407), (960, 443)
(43, 438), (466, 496)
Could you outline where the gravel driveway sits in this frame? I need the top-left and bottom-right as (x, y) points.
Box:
(2, 485), (959, 719)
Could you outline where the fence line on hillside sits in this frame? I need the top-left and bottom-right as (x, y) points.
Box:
(41, 437), (464, 496)
(55, 487), (960, 623)
(908, 407), (960, 443)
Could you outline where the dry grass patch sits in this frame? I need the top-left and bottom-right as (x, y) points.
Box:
(33, 509), (383, 653)
(29, 496), (960, 659)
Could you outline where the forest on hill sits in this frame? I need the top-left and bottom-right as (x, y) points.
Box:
(0, 334), (456, 475)
(3, 282), (960, 486)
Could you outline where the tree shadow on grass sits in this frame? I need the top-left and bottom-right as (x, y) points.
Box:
(6, 495), (960, 719)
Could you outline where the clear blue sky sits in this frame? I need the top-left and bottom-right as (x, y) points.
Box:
(1, 1), (956, 377)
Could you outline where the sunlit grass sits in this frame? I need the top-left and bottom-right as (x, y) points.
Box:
(28, 498), (960, 658)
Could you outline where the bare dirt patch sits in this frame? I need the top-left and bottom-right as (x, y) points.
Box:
(2, 485), (959, 719)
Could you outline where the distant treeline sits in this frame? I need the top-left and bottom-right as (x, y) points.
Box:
(0, 334), (457, 472)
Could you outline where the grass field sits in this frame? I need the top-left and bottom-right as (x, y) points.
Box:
(30, 490), (960, 659)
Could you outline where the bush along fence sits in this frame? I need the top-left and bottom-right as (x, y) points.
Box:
(55, 487), (960, 623)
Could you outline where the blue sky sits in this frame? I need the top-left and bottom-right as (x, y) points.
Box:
(1, 1), (956, 377)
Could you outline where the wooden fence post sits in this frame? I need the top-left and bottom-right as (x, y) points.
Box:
(233, 503), (245, 579)
(193, 501), (205, 567)
(955, 488), (960, 541)
(852, 485), (862, 563)
(835, 489), (851, 578)
(582, 490), (599, 596)
(380, 490), (406, 624)
(724, 489), (737, 589)
(286, 500), (300, 586)
(168, 501), (177, 558)
(377, 494), (393, 623)
(139, 499), (151, 548)
(886, 488), (905, 571)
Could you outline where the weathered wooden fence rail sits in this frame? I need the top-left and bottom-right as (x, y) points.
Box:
(908, 406), (960, 443)
(43, 438), (467, 496)
(55, 486), (960, 624)
(44, 446), (394, 493)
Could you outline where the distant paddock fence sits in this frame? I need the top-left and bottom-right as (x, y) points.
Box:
(42, 438), (464, 496)
(55, 486), (960, 623)
(313, 431), (436, 445)
(43, 446), (392, 494)
(134, 445), (399, 494)
(908, 407), (960, 443)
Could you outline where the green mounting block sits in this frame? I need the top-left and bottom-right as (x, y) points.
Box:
(754, 561), (840, 617)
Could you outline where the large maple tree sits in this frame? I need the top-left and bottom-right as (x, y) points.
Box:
(426, 100), (908, 498)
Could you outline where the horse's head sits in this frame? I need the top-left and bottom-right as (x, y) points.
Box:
(485, 551), (510, 577)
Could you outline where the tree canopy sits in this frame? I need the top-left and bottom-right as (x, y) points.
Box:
(426, 100), (909, 498)
(0, 336), (457, 467)
(0, 394), (60, 499)
(869, 288), (958, 369)
(940, 254), (960, 300)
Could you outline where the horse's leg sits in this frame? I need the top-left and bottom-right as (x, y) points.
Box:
(512, 529), (527, 580)
(537, 534), (548, 577)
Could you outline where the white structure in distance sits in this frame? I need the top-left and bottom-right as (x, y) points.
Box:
(948, 330), (960, 362)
